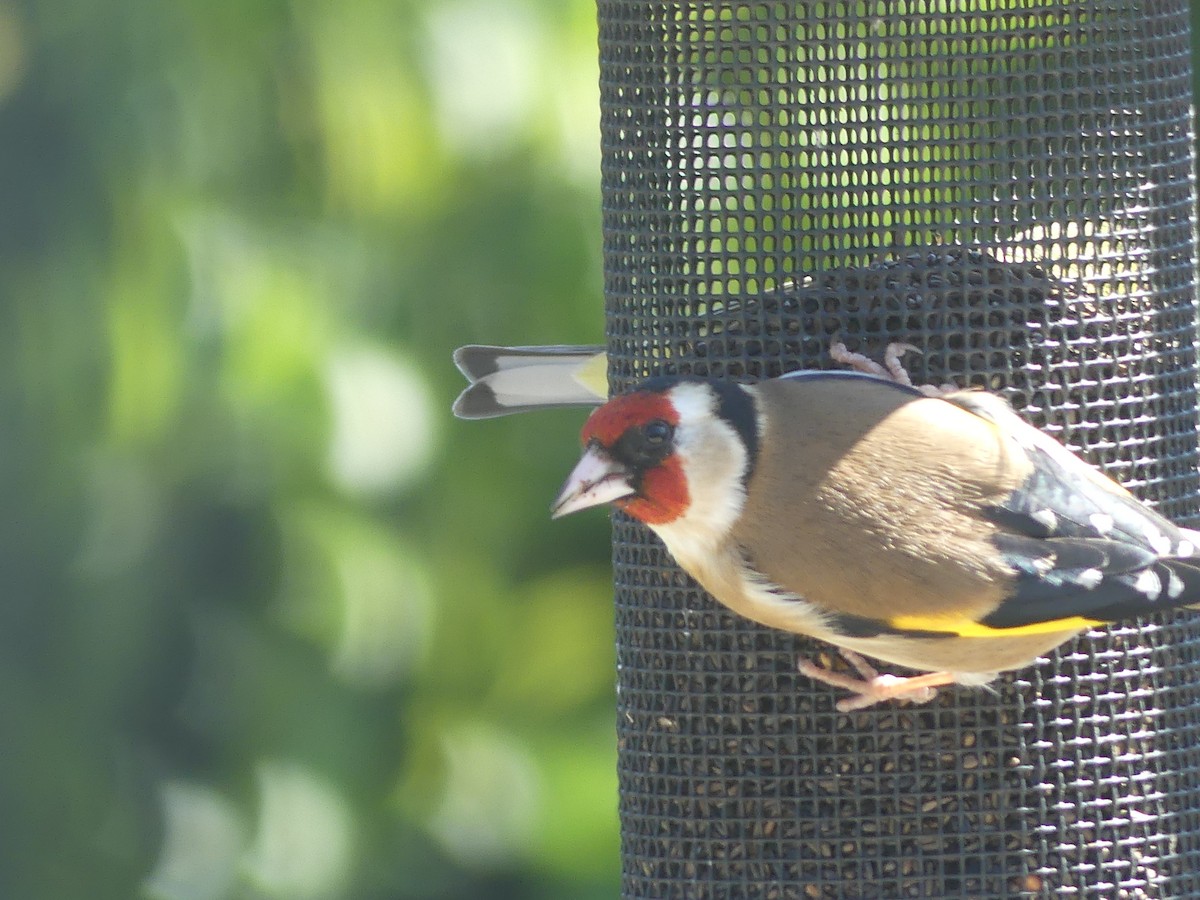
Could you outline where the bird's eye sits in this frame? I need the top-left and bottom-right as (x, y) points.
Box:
(643, 419), (673, 445)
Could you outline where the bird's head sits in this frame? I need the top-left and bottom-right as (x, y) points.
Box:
(551, 377), (758, 534)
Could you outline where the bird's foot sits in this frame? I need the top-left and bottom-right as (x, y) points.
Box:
(828, 341), (955, 397)
(797, 649), (956, 712)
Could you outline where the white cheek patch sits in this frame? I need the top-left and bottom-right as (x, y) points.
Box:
(660, 434), (749, 550)
(665, 381), (719, 423)
(651, 382), (753, 555)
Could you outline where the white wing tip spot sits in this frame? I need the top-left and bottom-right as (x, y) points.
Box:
(1032, 509), (1058, 532)
(1133, 568), (1163, 602)
(1147, 531), (1172, 557)
(1089, 513), (1114, 534)
(1167, 568), (1186, 600)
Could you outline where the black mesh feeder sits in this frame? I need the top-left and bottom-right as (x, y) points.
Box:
(597, 2), (1200, 897)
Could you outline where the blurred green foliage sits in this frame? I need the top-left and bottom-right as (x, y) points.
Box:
(0, 0), (616, 897)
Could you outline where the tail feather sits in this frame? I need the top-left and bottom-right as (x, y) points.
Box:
(452, 345), (607, 419)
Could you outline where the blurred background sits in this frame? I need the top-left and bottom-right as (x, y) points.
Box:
(0, 0), (616, 898)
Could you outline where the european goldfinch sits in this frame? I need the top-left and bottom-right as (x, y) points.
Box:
(550, 362), (1200, 711)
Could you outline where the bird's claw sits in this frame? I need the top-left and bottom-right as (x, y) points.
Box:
(829, 340), (956, 397)
(828, 341), (896, 381)
(798, 649), (953, 712)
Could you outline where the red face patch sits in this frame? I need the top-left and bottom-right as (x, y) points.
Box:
(580, 390), (689, 526)
(615, 457), (689, 525)
(580, 391), (680, 448)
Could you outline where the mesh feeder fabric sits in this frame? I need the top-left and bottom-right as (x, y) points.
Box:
(598, 2), (1200, 897)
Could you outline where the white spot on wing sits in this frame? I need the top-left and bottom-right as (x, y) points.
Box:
(1031, 509), (1058, 532)
(1167, 568), (1185, 599)
(1145, 527), (1172, 557)
(1132, 568), (1162, 601)
(1076, 568), (1103, 590)
(1177, 540), (1194, 558)
(1032, 555), (1055, 576)
(1089, 513), (1114, 534)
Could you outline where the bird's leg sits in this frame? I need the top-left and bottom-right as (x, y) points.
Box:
(828, 341), (955, 397)
(797, 649), (957, 712)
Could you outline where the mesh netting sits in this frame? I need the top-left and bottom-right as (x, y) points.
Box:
(598, 2), (1200, 897)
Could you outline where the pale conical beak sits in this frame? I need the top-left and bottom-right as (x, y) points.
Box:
(551, 446), (636, 519)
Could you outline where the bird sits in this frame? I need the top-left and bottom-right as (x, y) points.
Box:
(548, 349), (1200, 711)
